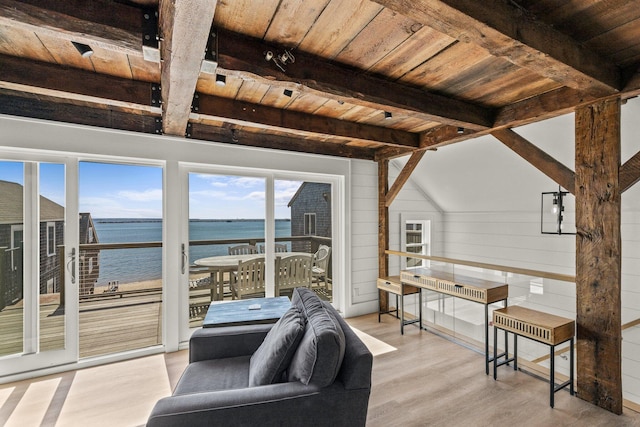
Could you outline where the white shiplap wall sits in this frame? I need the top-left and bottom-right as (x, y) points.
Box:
(347, 159), (443, 316)
(441, 207), (640, 404)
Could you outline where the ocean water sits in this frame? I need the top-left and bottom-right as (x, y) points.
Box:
(92, 219), (291, 286)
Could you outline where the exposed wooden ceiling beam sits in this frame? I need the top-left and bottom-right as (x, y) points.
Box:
(620, 150), (640, 193)
(194, 94), (419, 148)
(373, 0), (621, 96)
(214, 29), (494, 131)
(0, 90), (160, 134)
(0, 54), (158, 112)
(419, 125), (480, 149)
(385, 150), (426, 206)
(0, 0), (142, 55)
(159, 0), (217, 136)
(187, 123), (376, 160)
(492, 128), (576, 194)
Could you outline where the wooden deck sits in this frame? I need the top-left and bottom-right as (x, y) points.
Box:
(0, 290), (163, 359)
(0, 279), (332, 359)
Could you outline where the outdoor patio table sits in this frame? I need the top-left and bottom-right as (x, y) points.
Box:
(194, 252), (308, 300)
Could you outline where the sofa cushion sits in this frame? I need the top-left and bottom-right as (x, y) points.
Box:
(287, 288), (345, 387)
(248, 305), (306, 386)
(173, 356), (251, 395)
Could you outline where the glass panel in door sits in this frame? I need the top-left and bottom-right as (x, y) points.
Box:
(0, 162), (25, 357)
(188, 173), (266, 328)
(277, 180), (333, 303)
(78, 162), (163, 358)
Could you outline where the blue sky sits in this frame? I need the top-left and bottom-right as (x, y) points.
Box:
(1, 161), (301, 219)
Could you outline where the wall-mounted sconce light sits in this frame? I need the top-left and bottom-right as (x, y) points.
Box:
(215, 74), (226, 86)
(384, 111), (392, 119)
(541, 186), (575, 235)
(72, 41), (94, 58)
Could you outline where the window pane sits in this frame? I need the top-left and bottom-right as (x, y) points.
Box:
(0, 161), (25, 357)
(188, 173), (266, 327)
(286, 181), (332, 302)
(78, 162), (163, 358)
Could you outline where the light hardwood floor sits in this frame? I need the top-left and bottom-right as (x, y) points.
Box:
(1, 313), (639, 426)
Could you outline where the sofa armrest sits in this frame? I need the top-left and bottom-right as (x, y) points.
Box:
(189, 324), (273, 362)
(147, 381), (368, 427)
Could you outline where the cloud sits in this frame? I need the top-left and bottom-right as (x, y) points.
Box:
(118, 188), (162, 201)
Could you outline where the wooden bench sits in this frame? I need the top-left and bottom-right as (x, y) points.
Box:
(492, 305), (575, 408)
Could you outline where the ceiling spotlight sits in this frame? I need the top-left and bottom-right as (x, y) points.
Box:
(283, 89), (293, 97)
(215, 74), (226, 86)
(384, 111), (392, 120)
(72, 41), (93, 58)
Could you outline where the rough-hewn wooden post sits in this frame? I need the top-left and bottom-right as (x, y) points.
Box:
(378, 159), (389, 313)
(575, 98), (622, 414)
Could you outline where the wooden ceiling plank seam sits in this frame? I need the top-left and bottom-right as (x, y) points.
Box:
(297, 0), (384, 60)
(559, 0), (640, 42)
(385, 150), (426, 206)
(215, 28), (494, 130)
(334, 7), (417, 71)
(195, 93), (420, 147)
(373, 0), (621, 96)
(0, 0), (142, 55)
(159, 0), (217, 136)
(492, 128), (576, 195)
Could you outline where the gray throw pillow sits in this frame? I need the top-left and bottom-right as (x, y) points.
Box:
(248, 306), (306, 386)
(288, 288), (346, 387)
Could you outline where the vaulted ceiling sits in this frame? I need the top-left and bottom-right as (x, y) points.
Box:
(1, 0), (639, 161)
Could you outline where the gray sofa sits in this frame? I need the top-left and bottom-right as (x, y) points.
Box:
(147, 288), (373, 427)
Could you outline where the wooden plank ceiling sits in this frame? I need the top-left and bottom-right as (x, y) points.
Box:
(0, 0), (639, 160)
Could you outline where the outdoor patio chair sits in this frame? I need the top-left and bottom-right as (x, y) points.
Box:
(258, 243), (288, 253)
(275, 254), (313, 295)
(228, 244), (258, 255)
(312, 245), (331, 289)
(230, 257), (266, 299)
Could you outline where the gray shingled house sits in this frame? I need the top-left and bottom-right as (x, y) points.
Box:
(0, 180), (99, 309)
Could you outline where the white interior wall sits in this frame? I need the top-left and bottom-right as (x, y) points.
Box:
(390, 97), (640, 405)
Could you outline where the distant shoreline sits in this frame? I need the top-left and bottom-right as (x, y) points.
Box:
(94, 218), (291, 223)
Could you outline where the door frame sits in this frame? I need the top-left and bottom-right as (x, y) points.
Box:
(179, 163), (345, 345)
(0, 156), (79, 377)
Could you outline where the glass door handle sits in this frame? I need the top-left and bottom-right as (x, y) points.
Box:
(181, 244), (187, 275)
(66, 247), (76, 284)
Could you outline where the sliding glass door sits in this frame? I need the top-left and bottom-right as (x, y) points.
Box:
(187, 172), (267, 327)
(77, 162), (163, 358)
(0, 159), (77, 376)
(183, 167), (338, 333)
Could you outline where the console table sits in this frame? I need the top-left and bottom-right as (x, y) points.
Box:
(377, 276), (422, 334)
(492, 306), (575, 408)
(401, 268), (509, 375)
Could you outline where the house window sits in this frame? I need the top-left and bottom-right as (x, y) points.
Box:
(404, 220), (430, 268)
(47, 222), (56, 256)
(304, 213), (316, 235)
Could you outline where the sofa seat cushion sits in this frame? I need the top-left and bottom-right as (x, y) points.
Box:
(173, 356), (251, 395)
(288, 288), (346, 387)
(249, 305), (306, 386)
